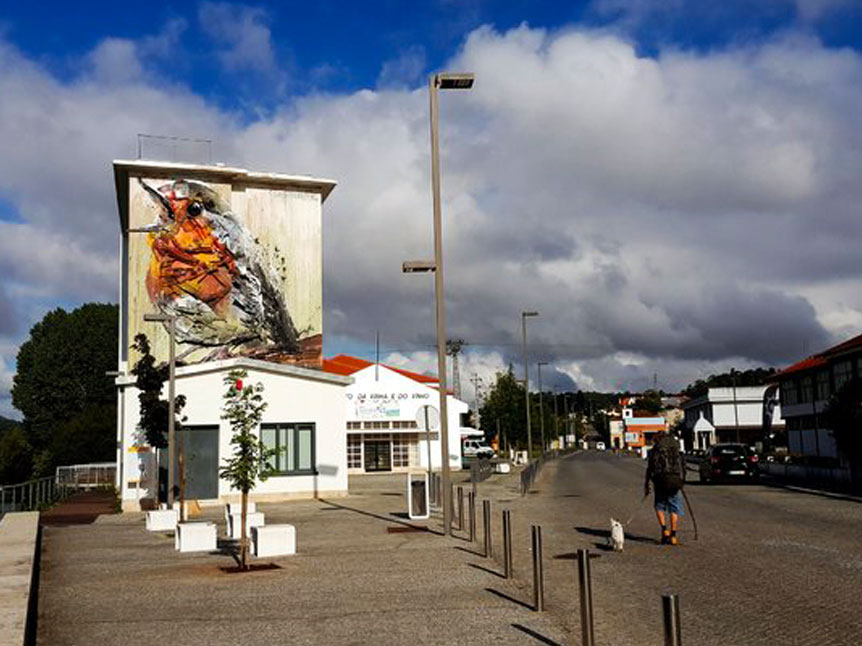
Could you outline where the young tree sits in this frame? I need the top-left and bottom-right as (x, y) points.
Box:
(130, 333), (186, 508)
(219, 369), (272, 571)
(479, 368), (527, 450)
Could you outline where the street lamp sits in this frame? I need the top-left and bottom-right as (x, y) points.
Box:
(538, 361), (549, 452)
(400, 70), (473, 537)
(143, 312), (182, 520)
(521, 311), (539, 460)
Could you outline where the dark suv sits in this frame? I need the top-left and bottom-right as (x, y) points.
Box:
(699, 443), (759, 483)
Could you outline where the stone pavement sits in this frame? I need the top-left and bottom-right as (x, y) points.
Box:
(468, 451), (862, 646)
(36, 474), (568, 645)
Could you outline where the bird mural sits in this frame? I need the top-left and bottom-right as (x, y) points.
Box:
(138, 177), (302, 361)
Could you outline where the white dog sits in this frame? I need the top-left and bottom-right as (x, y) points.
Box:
(609, 518), (625, 552)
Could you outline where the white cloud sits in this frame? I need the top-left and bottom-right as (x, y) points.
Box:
(198, 2), (277, 73)
(377, 46), (427, 89)
(1, 22), (862, 410)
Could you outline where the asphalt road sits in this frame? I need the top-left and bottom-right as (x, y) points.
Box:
(495, 451), (862, 645)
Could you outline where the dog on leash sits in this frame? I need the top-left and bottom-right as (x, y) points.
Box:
(609, 518), (625, 552)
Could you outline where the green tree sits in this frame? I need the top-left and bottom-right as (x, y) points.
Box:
(219, 369), (273, 571)
(0, 426), (33, 484)
(635, 389), (663, 415)
(683, 368), (777, 399)
(479, 368), (526, 450)
(130, 334), (186, 449)
(11, 303), (118, 475)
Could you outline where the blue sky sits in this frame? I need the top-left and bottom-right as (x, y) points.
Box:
(1, 0), (862, 416)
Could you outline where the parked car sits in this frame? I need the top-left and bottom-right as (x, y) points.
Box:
(699, 443), (759, 483)
(462, 438), (495, 460)
(595, 441), (606, 451)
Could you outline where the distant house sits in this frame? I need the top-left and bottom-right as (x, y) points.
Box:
(622, 416), (667, 450)
(775, 332), (862, 459)
(682, 386), (782, 450)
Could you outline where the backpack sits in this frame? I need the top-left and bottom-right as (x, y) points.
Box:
(649, 435), (684, 492)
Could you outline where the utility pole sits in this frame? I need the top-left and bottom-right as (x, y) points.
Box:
(538, 362), (548, 453)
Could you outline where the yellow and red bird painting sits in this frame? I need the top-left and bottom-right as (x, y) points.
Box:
(138, 178), (302, 360)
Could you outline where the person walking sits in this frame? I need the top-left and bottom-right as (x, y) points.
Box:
(644, 430), (686, 545)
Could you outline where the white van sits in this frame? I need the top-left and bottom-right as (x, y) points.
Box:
(462, 438), (495, 459)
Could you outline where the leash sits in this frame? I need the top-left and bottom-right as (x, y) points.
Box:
(620, 493), (649, 527)
(681, 488), (699, 541)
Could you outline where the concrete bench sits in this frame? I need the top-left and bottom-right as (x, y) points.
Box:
(175, 522), (217, 552)
(228, 511), (265, 539)
(224, 501), (256, 526)
(146, 508), (178, 531)
(252, 524), (296, 557)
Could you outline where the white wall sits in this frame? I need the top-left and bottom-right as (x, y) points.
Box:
(346, 365), (466, 470)
(117, 360), (350, 510)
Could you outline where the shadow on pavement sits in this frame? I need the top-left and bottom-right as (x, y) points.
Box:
(318, 498), (443, 535)
(575, 525), (659, 545)
(485, 587), (533, 610)
(467, 561), (505, 579)
(511, 623), (563, 646)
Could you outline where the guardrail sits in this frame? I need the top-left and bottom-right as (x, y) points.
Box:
(56, 462), (116, 489)
(470, 458), (496, 484)
(520, 449), (562, 495)
(0, 476), (69, 516)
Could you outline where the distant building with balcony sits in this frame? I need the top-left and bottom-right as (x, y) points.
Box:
(682, 386), (783, 451)
(776, 333), (862, 459)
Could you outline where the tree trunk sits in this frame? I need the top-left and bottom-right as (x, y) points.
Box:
(240, 489), (248, 571)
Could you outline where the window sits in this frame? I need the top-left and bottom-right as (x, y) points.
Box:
(834, 360), (853, 391)
(816, 370), (830, 401)
(363, 421), (390, 430)
(392, 420), (418, 429)
(347, 434), (362, 469)
(800, 375), (813, 403)
(347, 421), (362, 430)
(781, 380), (798, 406)
(392, 436), (410, 467)
(261, 423), (315, 475)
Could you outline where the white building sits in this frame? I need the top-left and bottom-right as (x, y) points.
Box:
(115, 359), (352, 511)
(323, 355), (469, 474)
(112, 158), (353, 511)
(682, 386), (783, 450)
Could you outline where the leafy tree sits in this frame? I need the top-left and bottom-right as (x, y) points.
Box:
(683, 368), (777, 399)
(219, 369), (273, 571)
(635, 389), (663, 415)
(0, 426), (33, 484)
(11, 303), (118, 475)
(130, 333), (186, 449)
(823, 378), (862, 472)
(479, 368), (527, 451)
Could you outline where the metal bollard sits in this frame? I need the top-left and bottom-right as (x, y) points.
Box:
(457, 486), (464, 530)
(468, 491), (476, 542)
(577, 549), (595, 646)
(483, 500), (492, 558)
(532, 525), (544, 612)
(503, 509), (513, 579)
(662, 593), (682, 646)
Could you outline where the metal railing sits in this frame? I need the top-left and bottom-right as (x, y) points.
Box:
(56, 463), (116, 489)
(470, 458), (495, 484)
(0, 476), (69, 515)
(520, 449), (560, 494)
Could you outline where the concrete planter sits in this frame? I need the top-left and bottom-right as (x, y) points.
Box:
(252, 524), (296, 557)
(175, 522), (217, 552)
(223, 501), (256, 526)
(228, 511), (265, 539)
(146, 509), (178, 531)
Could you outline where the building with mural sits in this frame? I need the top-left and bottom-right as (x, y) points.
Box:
(323, 355), (469, 474)
(112, 159), (351, 511)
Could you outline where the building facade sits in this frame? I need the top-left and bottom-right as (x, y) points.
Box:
(776, 333), (862, 459)
(682, 386), (783, 451)
(323, 355), (468, 474)
(112, 159), (350, 510)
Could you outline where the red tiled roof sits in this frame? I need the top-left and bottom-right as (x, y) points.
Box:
(776, 332), (862, 378)
(777, 355), (828, 378)
(324, 354), (439, 384)
(821, 332), (862, 359)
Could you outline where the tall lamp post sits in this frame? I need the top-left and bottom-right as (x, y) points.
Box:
(143, 313), (181, 520)
(403, 71), (474, 537)
(538, 361), (548, 452)
(521, 311), (539, 460)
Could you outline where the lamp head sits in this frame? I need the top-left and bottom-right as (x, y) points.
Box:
(435, 73), (475, 90)
(522, 311), (539, 318)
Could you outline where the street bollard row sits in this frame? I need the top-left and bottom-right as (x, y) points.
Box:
(483, 500), (492, 558)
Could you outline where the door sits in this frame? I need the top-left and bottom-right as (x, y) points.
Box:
(176, 425), (220, 500)
(364, 440), (391, 472)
